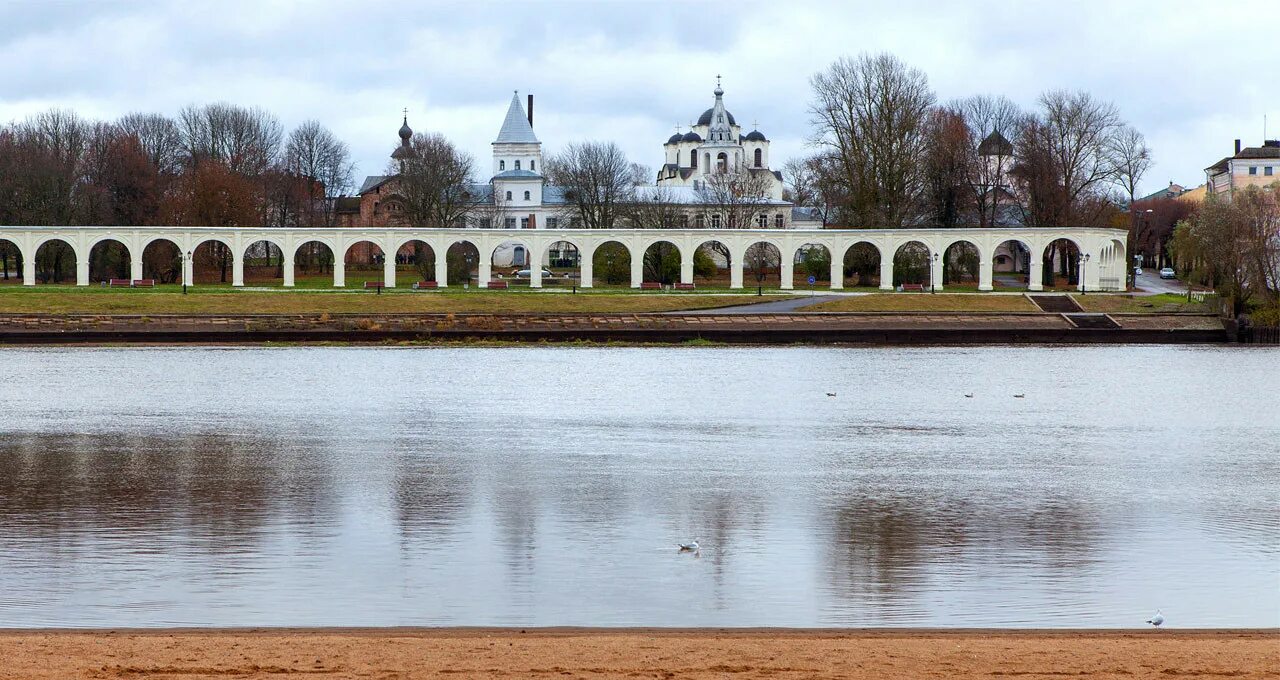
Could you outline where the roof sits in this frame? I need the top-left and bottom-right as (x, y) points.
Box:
(667, 133), (683, 144)
(1206, 142), (1280, 172)
(358, 175), (393, 194)
(697, 107), (736, 126)
(491, 169), (543, 180)
(791, 206), (823, 223)
(743, 130), (766, 142)
(633, 184), (791, 206)
(978, 131), (1014, 156)
(681, 131), (702, 143)
(494, 92), (539, 144)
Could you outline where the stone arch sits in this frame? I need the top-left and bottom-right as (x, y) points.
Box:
(342, 239), (388, 288)
(87, 237), (132, 283)
(1040, 237), (1083, 289)
(191, 237), (235, 285)
(393, 239), (437, 286)
(1105, 237), (1127, 291)
(542, 239), (582, 286)
(32, 237), (78, 284)
(446, 239), (480, 287)
(793, 242), (833, 287)
(641, 238), (682, 285)
(693, 239), (731, 286)
(941, 238), (982, 287)
(589, 239), (631, 287)
(992, 238), (1033, 290)
(292, 239), (335, 288)
(839, 241), (883, 289)
(242, 238), (286, 286)
(492, 238), (532, 272)
(141, 238), (182, 284)
(743, 239), (782, 287)
(892, 240), (934, 287)
(0, 237), (24, 283)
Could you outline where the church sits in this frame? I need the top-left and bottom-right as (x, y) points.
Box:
(341, 80), (817, 266)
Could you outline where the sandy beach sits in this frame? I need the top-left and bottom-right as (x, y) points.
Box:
(0, 628), (1274, 679)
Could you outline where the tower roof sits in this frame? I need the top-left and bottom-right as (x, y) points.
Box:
(494, 92), (539, 144)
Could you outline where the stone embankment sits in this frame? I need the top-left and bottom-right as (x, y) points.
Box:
(0, 311), (1228, 344)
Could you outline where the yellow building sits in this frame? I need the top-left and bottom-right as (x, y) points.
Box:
(1205, 139), (1280, 197)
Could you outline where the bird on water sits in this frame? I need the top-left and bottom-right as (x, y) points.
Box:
(1013, 393), (1025, 398)
(677, 540), (700, 552)
(1147, 610), (1165, 627)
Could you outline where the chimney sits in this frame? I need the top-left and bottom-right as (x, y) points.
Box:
(1234, 139), (1241, 154)
(527, 94), (533, 127)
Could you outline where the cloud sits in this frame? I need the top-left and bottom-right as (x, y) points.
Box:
(1, 0), (1275, 196)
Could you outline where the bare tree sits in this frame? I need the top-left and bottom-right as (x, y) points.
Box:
(286, 120), (354, 226)
(957, 94), (1022, 227)
(545, 141), (635, 228)
(178, 103), (282, 177)
(392, 132), (478, 227)
(625, 184), (685, 228)
(118, 112), (184, 177)
(1110, 124), (1152, 287)
(808, 52), (936, 227)
(696, 170), (776, 229)
(920, 105), (974, 228)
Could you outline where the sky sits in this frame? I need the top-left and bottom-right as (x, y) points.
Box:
(2, 0), (1277, 198)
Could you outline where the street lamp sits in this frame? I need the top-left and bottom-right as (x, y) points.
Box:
(464, 252), (474, 289)
(1079, 253), (1091, 294)
(183, 250), (191, 294)
(931, 252), (939, 294)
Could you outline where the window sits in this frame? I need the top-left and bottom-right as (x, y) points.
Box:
(505, 191), (512, 200)
(716, 153), (728, 173)
(754, 148), (762, 167)
(690, 152), (697, 169)
(515, 160), (521, 170)
(523, 190), (531, 200)
(505, 217), (517, 228)
(530, 160), (535, 171)
(712, 214), (721, 228)
(1267, 166), (1275, 176)
(680, 215), (689, 228)
(757, 213), (767, 227)
(704, 153), (710, 171)
(547, 217), (558, 228)
(775, 214), (784, 228)
(1249, 166), (1258, 175)
(480, 218), (492, 229)
(500, 160), (506, 170)
(695, 214), (705, 228)
(520, 217), (529, 229)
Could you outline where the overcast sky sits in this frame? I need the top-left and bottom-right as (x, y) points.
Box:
(2, 0), (1276, 198)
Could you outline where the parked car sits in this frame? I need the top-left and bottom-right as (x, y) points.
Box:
(1134, 267), (1143, 276)
(514, 268), (555, 279)
(1159, 267), (1176, 280)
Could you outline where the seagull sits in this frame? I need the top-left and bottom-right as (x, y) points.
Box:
(826, 392), (837, 397)
(677, 540), (700, 552)
(964, 393), (974, 398)
(1013, 394), (1025, 398)
(1146, 610), (1164, 627)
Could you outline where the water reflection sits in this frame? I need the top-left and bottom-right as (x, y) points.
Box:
(0, 345), (1276, 628)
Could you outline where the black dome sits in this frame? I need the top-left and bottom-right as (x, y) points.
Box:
(743, 130), (766, 142)
(681, 131), (702, 143)
(696, 108), (736, 126)
(667, 133), (684, 144)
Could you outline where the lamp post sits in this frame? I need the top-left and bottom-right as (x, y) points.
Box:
(931, 252), (939, 294)
(183, 250), (191, 294)
(1079, 253), (1091, 294)
(464, 252), (474, 290)
(605, 251), (614, 287)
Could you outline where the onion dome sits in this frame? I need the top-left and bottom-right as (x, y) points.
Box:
(391, 113), (415, 161)
(681, 131), (702, 143)
(696, 108), (735, 127)
(743, 130), (766, 142)
(398, 114), (412, 141)
(667, 133), (684, 144)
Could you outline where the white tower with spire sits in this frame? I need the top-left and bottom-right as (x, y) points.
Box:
(490, 92), (545, 216)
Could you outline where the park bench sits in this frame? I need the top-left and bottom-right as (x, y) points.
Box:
(674, 282), (696, 290)
(131, 279), (155, 288)
(486, 280), (509, 289)
(640, 281), (663, 290)
(107, 278), (132, 287)
(901, 283), (925, 292)
(412, 281), (437, 290)
(363, 282), (385, 290)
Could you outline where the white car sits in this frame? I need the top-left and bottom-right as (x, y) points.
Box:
(514, 268), (554, 279)
(1134, 267), (1143, 276)
(1159, 267), (1176, 280)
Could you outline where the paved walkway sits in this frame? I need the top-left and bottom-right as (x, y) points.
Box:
(682, 295), (840, 314)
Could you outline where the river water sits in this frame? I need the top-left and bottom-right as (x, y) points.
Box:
(0, 346), (1276, 628)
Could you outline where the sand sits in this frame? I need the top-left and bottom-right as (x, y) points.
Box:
(0, 628), (1274, 679)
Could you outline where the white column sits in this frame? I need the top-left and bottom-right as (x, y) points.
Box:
(232, 255), (245, 287)
(478, 259), (492, 288)
(1028, 258), (1043, 292)
(76, 259), (89, 286)
(978, 259), (993, 292)
(679, 248), (694, 285)
(283, 257), (295, 287)
(780, 255), (794, 290)
(729, 254), (744, 289)
(183, 254), (194, 287)
(879, 258), (894, 290)
(930, 253), (944, 292)
(434, 251), (448, 287)
(579, 250), (593, 288)
(629, 252), (643, 288)
(22, 257), (35, 286)
(383, 256), (396, 288)
(829, 255), (843, 290)
(530, 244), (543, 288)
(333, 258), (345, 288)
(130, 257), (143, 282)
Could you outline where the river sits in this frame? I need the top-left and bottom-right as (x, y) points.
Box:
(0, 345), (1276, 628)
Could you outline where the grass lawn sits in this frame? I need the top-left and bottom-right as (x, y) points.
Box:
(806, 293), (1040, 313)
(1073, 293), (1212, 314)
(0, 285), (786, 315)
